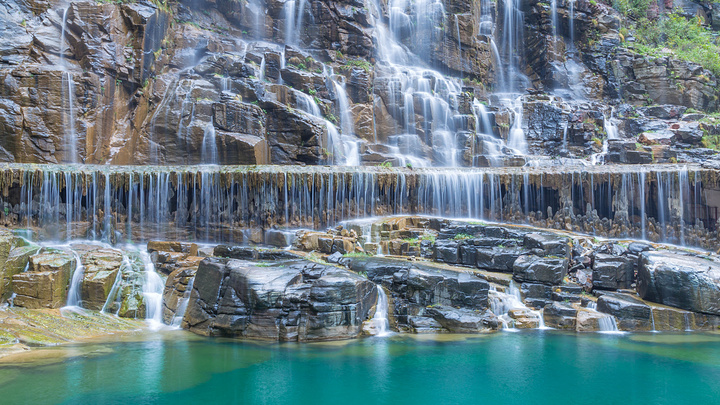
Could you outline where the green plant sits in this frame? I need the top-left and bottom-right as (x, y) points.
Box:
(453, 233), (473, 240)
(308, 89), (317, 95)
(341, 59), (373, 73)
(379, 161), (392, 168)
(632, 14), (720, 76)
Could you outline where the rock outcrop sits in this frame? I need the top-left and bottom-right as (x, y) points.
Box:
(637, 251), (720, 316)
(12, 249), (76, 309)
(182, 257), (376, 341)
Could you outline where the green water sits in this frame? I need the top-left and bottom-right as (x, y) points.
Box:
(0, 331), (719, 405)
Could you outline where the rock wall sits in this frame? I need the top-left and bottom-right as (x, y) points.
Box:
(0, 0), (718, 166)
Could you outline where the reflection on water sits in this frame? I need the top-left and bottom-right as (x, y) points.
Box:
(0, 331), (718, 404)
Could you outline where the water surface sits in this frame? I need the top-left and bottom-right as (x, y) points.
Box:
(0, 331), (718, 404)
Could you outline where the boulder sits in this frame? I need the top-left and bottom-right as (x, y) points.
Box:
(12, 250), (76, 309)
(523, 233), (570, 257)
(513, 255), (568, 285)
(162, 267), (198, 324)
(425, 306), (498, 332)
(0, 244), (39, 300)
(147, 241), (198, 256)
(575, 309), (605, 332)
(637, 251), (720, 316)
(542, 302), (577, 330)
(183, 258), (376, 341)
(73, 245), (124, 310)
(592, 254), (634, 290)
(476, 247), (522, 272)
(596, 292), (652, 331)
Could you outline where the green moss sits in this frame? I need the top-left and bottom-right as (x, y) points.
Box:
(343, 252), (370, 257)
(453, 233), (473, 240)
(701, 134), (720, 151)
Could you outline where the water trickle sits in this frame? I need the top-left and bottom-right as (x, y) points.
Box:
(368, 285), (391, 336)
(65, 251), (84, 308)
(650, 306), (657, 332)
(171, 276), (195, 327)
(201, 121), (218, 164)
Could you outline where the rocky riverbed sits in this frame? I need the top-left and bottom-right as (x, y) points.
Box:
(2, 213), (718, 343)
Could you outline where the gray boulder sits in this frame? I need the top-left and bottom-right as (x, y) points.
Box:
(183, 258), (376, 341)
(637, 251), (720, 316)
(513, 255), (568, 285)
(592, 254), (634, 290)
(596, 292), (652, 331)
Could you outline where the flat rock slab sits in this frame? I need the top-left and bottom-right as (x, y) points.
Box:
(637, 251), (720, 316)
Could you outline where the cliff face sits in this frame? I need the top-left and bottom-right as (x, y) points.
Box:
(0, 0), (718, 165)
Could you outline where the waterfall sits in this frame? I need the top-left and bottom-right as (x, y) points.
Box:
(141, 250), (164, 329)
(684, 313), (692, 331)
(201, 121), (219, 164)
(283, 0), (296, 45)
(4, 164), (712, 247)
(507, 96), (527, 153)
(498, 0), (527, 92)
(62, 72), (77, 164)
(569, 0), (575, 46)
(101, 255), (127, 314)
(368, 285), (391, 336)
(598, 315), (620, 333)
(649, 306), (658, 332)
(330, 76), (361, 166)
(65, 251), (84, 308)
(489, 281), (546, 330)
(550, 0), (558, 49)
(296, 90), (346, 165)
(171, 276), (195, 327)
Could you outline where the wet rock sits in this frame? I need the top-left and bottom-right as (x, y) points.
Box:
(162, 266), (198, 325)
(523, 233), (571, 258)
(12, 250), (76, 309)
(434, 240), (459, 264)
(425, 306), (498, 333)
(73, 245), (123, 310)
(513, 255), (568, 285)
(183, 258), (376, 341)
(637, 251), (720, 316)
(147, 241), (198, 256)
(0, 244), (40, 300)
(508, 308), (540, 329)
(592, 254), (634, 290)
(213, 245), (298, 261)
(475, 247), (522, 272)
(575, 309), (605, 332)
(326, 252), (343, 263)
(542, 302), (577, 330)
(596, 292), (652, 331)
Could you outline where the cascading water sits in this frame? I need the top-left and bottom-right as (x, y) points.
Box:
(367, 285), (391, 336)
(489, 281), (547, 330)
(171, 276), (195, 327)
(65, 251), (84, 308)
(5, 163), (712, 247)
(59, 7), (78, 164)
(141, 250), (164, 329)
(201, 121), (219, 164)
